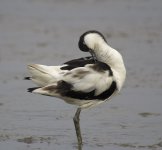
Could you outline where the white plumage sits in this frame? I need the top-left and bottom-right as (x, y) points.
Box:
(26, 31), (126, 109)
(25, 30), (126, 146)
(27, 64), (114, 108)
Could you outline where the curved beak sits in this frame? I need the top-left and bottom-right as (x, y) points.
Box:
(89, 50), (97, 62)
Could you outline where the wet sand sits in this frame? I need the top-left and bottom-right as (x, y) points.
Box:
(0, 0), (162, 149)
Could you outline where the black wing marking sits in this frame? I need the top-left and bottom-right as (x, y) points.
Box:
(61, 56), (113, 76)
(24, 77), (31, 80)
(61, 57), (95, 70)
(89, 61), (113, 75)
(27, 87), (40, 92)
(56, 80), (117, 100)
(63, 56), (93, 64)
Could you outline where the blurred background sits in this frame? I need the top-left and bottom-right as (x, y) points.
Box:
(0, 0), (162, 150)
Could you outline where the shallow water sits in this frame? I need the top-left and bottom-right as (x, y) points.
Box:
(0, 0), (162, 150)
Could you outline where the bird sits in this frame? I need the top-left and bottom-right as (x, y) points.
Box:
(25, 30), (126, 149)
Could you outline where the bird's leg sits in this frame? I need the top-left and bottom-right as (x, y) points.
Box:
(73, 108), (82, 148)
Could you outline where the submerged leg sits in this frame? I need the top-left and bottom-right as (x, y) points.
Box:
(73, 108), (82, 148)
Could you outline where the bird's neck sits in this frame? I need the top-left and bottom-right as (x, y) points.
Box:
(94, 42), (126, 90)
(93, 42), (116, 65)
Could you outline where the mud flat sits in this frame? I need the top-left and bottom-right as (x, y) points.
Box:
(0, 0), (162, 149)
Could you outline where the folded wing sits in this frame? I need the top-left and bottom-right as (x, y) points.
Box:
(30, 61), (117, 100)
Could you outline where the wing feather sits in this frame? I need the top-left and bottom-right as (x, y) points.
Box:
(63, 65), (113, 95)
(27, 57), (117, 100)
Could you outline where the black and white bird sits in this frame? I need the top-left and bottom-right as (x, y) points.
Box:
(25, 30), (126, 148)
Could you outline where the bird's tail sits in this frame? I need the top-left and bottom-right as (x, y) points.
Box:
(27, 64), (59, 86)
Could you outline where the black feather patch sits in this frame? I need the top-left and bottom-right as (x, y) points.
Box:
(78, 30), (107, 52)
(27, 87), (40, 93)
(90, 62), (113, 75)
(61, 57), (95, 70)
(24, 77), (31, 80)
(61, 57), (113, 76)
(94, 81), (117, 99)
(56, 80), (73, 95)
(56, 80), (117, 100)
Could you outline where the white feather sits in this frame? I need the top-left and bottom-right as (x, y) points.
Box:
(27, 64), (67, 86)
(28, 63), (113, 97)
(26, 31), (126, 108)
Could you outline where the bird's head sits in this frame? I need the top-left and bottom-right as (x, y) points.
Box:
(78, 30), (107, 53)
